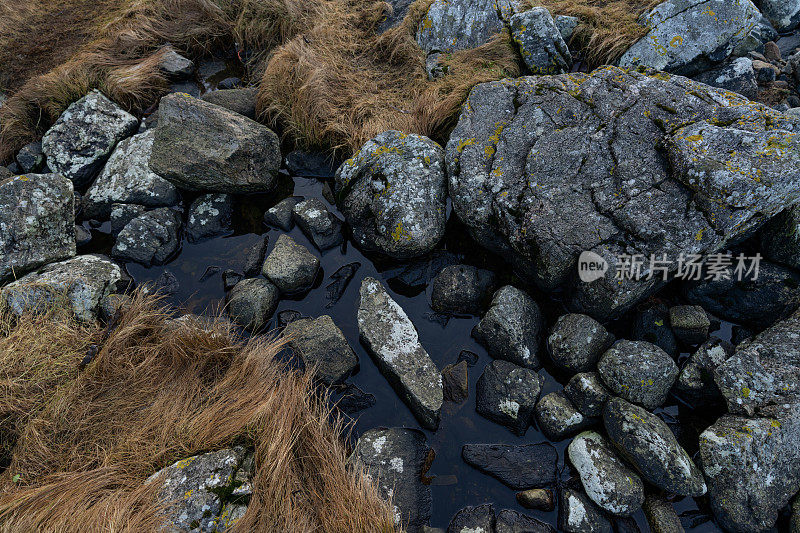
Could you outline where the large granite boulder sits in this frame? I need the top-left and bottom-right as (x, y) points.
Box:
(2, 254), (122, 321)
(41, 90), (138, 187)
(358, 277), (443, 429)
(0, 173), (75, 283)
(335, 131), (447, 259)
(150, 93), (280, 193)
(618, 0), (763, 75)
(83, 130), (179, 219)
(447, 66), (800, 319)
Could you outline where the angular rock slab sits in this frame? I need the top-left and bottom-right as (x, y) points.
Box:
(473, 285), (543, 369)
(42, 90), (138, 187)
(283, 315), (358, 386)
(150, 93), (280, 193)
(416, 0), (508, 53)
(759, 0), (800, 32)
(461, 442), (557, 490)
(0, 173), (75, 283)
(2, 254), (122, 322)
(350, 428), (432, 532)
(618, 0), (763, 75)
(700, 408), (800, 532)
(358, 277), (443, 429)
(446, 66), (800, 320)
(336, 130), (447, 259)
(510, 7), (571, 74)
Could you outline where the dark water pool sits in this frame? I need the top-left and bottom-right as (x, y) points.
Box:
(86, 169), (730, 531)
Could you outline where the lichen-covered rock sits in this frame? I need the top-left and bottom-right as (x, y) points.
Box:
(262, 234), (320, 294)
(673, 338), (732, 408)
(431, 264), (497, 316)
(510, 7), (571, 74)
(225, 278), (279, 331)
(475, 359), (543, 435)
(350, 428), (431, 532)
(567, 431), (644, 517)
(263, 196), (302, 231)
(447, 67), (800, 320)
(461, 443), (557, 490)
(416, 0), (507, 53)
(619, 0), (763, 75)
(112, 208), (181, 266)
(473, 286), (543, 369)
(335, 131), (447, 259)
(693, 57), (758, 100)
(185, 193), (233, 243)
(642, 495), (683, 533)
(760, 0), (800, 32)
(15, 141), (44, 173)
(564, 372), (611, 418)
(358, 277), (443, 429)
(292, 198), (344, 251)
(668, 305), (709, 345)
(147, 447), (250, 532)
(558, 487), (612, 533)
(547, 314), (613, 373)
(0, 173), (75, 283)
(699, 407), (800, 532)
(200, 88), (258, 119)
(283, 315), (358, 385)
(150, 93), (280, 193)
(2, 254), (121, 321)
(448, 504), (495, 533)
(41, 90), (138, 187)
(603, 398), (706, 497)
(535, 391), (594, 441)
(712, 307), (800, 416)
(597, 340), (678, 410)
(83, 130), (179, 219)
(495, 509), (554, 533)
(760, 204), (800, 271)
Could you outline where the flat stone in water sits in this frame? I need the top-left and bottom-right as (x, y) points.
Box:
(461, 443), (557, 490)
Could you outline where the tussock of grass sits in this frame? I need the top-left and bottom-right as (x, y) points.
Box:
(0, 294), (396, 531)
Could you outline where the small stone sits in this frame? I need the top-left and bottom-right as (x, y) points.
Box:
(441, 361), (469, 403)
(564, 372), (611, 417)
(476, 359), (543, 435)
(159, 47), (195, 79)
(146, 270), (180, 296)
(457, 350), (479, 367)
(559, 487), (612, 533)
(448, 504), (495, 533)
(264, 196), (303, 231)
(693, 57), (758, 100)
(473, 286), (544, 369)
(431, 264), (496, 315)
(643, 495), (683, 533)
(555, 15), (579, 42)
(99, 293), (133, 322)
(285, 150), (337, 178)
(243, 235), (269, 277)
(112, 208), (181, 266)
(16, 141), (44, 173)
(262, 234), (320, 294)
(200, 88), (258, 119)
(221, 270), (243, 291)
(283, 315), (358, 386)
(225, 278), (279, 331)
(668, 305), (710, 345)
(547, 314), (614, 373)
(461, 443), (558, 490)
(597, 340), (678, 410)
(516, 488), (555, 512)
(604, 398), (706, 497)
(186, 193), (234, 242)
(764, 41), (782, 62)
(292, 198), (344, 251)
(535, 391), (594, 441)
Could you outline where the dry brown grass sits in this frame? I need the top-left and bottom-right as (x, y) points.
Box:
(0, 294), (396, 532)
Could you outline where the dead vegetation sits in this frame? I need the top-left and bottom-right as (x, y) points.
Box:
(0, 294), (396, 532)
(0, 0), (656, 159)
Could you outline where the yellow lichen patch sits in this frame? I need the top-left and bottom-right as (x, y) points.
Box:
(391, 221), (410, 242)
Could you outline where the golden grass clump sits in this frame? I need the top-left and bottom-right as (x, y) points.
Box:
(0, 293), (396, 532)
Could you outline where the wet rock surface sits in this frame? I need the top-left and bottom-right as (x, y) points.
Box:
(558, 487), (612, 533)
(431, 264), (496, 316)
(476, 359), (543, 435)
(547, 314), (613, 374)
(473, 286), (543, 369)
(112, 207), (182, 266)
(186, 193), (234, 243)
(564, 372), (611, 418)
(535, 391), (594, 442)
(597, 340), (678, 410)
(225, 278), (279, 331)
(461, 443), (558, 490)
(292, 198), (344, 251)
(262, 234), (319, 294)
(283, 315), (358, 385)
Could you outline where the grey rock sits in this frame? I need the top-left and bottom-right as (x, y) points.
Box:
(547, 314), (613, 373)
(447, 67), (800, 321)
(642, 495), (683, 533)
(158, 47), (194, 79)
(336, 131), (447, 259)
(673, 338), (733, 408)
(632, 304), (679, 357)
(221, 270), (243, 291)
(555, 15), (579, 42)
(668, 305), (710, 345)
(99, 293), (133, 322)
(292, 198), (344, 251)
(0, 173), (75, 283)
(760, 205), (800, 270)
(262, 234), (319, 294)
(535, 391), (594, 441)
(378, 0), (415, 33)
(792, 494), (800, 533)
(16, 141), (44, 173)
(41, 90), (138, 187)
(0, 166), (11, 180)
(597, 340), (678, 410)
(693, 57), (758, 100)
(83, 130), (179, 219)
(448, 504), (494, 533)
(683, 260), (800, 330)
(225, 278), (279, 331)
(169, 81), (200, 98)
(761, 0), (800, 32)
(75, 224), (92, 247)
(110, 203), (147, 235)
(495, 509), (554, 533)
(200, 88), (258, 119)
(186, 193), (233, 242)
(426, 52), (446, 81)
(461, 443), (557, 490)
(619, 0), (763, 75)
(475, 359), (543, 435)
(713, 307), (800, 416)
(700, 407), (800, 532)
(603, 398), (706, 497)
(150, 93), (280, 193)
(442, 360), (469, 403)
(473, 286), (543, 369)
(358, 277), (443, 429)
(431, 264), (496, 315)
(564, 372), (611, 418)
(567, 431), (645, 517)
(516, 488), (555, 512)
(416, 0), (507, 53)
(2, 254), (121, 321)
(510, 7), (571, 74)
(264, 197), (302, 231)
(350, 428), (431, 532)
(559, 487), (612, 533)
(283, 315), (357, 385)
(243, 235), (268, 278)
(112, 208), (181, 266)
